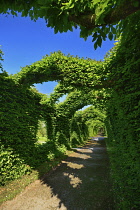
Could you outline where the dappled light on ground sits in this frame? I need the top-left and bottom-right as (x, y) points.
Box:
(62, 161), (84, 169)
(63, 173), (82, 188)
(1, 140), (114, 210)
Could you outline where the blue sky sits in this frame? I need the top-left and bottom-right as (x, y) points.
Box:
(0, 14), (115, 95)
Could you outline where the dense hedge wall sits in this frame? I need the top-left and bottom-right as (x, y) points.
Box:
(0, 72), (41, 161)
(0, 72), (40, 184)
(104, 12), (140, 209)
(1, 71), (102, 185)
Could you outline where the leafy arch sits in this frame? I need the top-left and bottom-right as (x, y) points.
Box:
(14, 51), (104, 89)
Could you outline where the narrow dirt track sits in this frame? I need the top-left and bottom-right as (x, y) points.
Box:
(0, 140), (115, 210)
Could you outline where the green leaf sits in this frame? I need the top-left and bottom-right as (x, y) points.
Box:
(92, 32), (97, 42)
(104, 27), (110, 34)
(133, 1), (139, 7)
(111, 26), (116, 34)
(94, 41), (98, 50)
(108, 32), (113, 40)
(97, 37), (102, 47)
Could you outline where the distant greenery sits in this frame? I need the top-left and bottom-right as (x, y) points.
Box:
(37, 120), (47, 138)
(37, 137), (47, 143)
(36, 120), (48, 143)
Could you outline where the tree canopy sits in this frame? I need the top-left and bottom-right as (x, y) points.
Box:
(1, 0), (140, 48)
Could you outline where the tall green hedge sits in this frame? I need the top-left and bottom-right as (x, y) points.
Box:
(0, 72), (41, 184)
(0, 72), (41, 160)
(104, 12), (140, 209)
(1, 72), (97, 185)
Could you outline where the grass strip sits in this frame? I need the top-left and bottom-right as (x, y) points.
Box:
(0, 152), (71, 206)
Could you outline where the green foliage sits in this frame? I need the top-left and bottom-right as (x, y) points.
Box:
(0, 146), (31, 185)
(82, 106), (106, 136)
(0, 73), (41, 164)
(37, 120), (47, 139)
(35, 141), (55, 163)
(0, 69), (98, 185)
(35, 139), (67, 164)
(14, 51), (102, 89)
(70, 111), (90, 147)
(104, 12), (140, 209)
(0, 73), (44, 185)
(0, 47), (4, 72)
(70, 131), (80, 147)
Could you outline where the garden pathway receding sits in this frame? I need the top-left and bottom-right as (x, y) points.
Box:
(0, 139), (115, 210)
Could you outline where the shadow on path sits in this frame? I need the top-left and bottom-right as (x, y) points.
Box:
(41, 140), (115, 209)
(1, 140), (115, 210)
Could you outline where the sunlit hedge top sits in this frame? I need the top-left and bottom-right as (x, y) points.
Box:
(14, 51), (103, 89)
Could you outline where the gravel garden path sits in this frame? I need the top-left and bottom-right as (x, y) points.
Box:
(0, 140), (115, 210)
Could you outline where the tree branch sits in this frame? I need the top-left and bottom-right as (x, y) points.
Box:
(69, 2), (140, 29)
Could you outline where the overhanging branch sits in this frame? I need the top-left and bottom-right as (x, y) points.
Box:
(69, 2), (140, 30)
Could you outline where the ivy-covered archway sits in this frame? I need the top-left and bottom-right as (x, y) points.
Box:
(1, 11), (140, 207)
(1, 55), (106, 185)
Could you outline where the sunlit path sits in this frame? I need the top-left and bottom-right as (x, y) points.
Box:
(1, 140), (114, 210)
